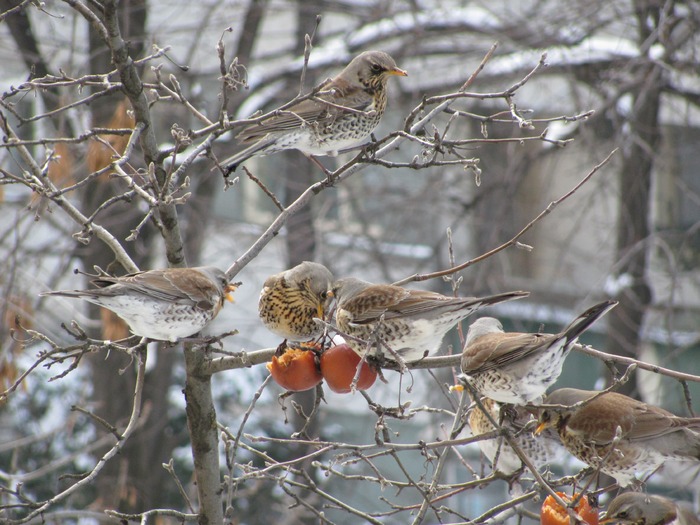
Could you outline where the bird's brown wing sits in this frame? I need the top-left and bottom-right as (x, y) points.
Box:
(564, 393), (694, 444)
(161, 268), (220, 307)
(94, 269), (214, 307)
(341, 284), (411, 324)
(236, 77), (371, 142)
(377, 289), (457, 318)
(462, 332), (551, 373)
(624, 403), (700, 442)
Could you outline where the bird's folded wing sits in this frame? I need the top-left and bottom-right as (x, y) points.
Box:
(625, 406), (700, 441)
(461, 333), (550, 373)
(236, 80), (371, 140)
(564, 398), (680, 444)
(342, 285), (411, 323)
(94, 270), (209, 306)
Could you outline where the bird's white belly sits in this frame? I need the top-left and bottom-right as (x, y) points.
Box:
(294, 133), (367, 156)
(91, 296), (207, 342)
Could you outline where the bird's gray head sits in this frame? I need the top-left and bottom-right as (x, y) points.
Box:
(602, 493), (678, 525)
(536, 387), (599, 433)
(344, 50), (407, 86)
(290, 262), (334, 296)
(330, 277), (372, 305)
(465, 317), (504, 345)
(197, 266), (229, 293)
(543, 387), (597, 407)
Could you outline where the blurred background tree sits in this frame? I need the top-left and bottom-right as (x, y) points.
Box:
(1, 0), (699, 523)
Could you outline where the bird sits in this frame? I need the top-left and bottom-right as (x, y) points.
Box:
(601, 492), (700, 525)
(459, 300), (617, 405)
(330, 277), (529, 363)
(535, 388), (700, 487)
(220, 50), (407, 172)
(41, 266), (236, 342)
(258, 261), (334, 343)
(468, 396), (566, 475)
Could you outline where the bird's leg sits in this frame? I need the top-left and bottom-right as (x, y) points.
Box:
(305, 154), (333, 177)
(367, 355), (389, 384)
(500, 403), (519, 425)
(506, 471), (525, 493)
(275, 339), (289, 355)
(362, 133), (380, 159)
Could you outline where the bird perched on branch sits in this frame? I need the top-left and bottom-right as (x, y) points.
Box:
(459, 300), (616, 405)
(258, 261), (334, 343)
(330, 277), (529, 363)
(601, 492), (700, 525)
(220, 50), (407, 173)
(536, 388), (700, 487)
(41, 266), (236, 342)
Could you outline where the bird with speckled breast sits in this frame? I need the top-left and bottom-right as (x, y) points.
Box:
(330, 277), (529, 363)
(258, 261), (334, 344)
(220, 50), (407, 173)
(460, 300), (616, 405)
(468, 396), (566, 475)
(41, 266), (236, 342)
(536, 388), (700, 487)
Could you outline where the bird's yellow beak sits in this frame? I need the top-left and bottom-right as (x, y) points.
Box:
(534, 421), (548, 436)
(323, 290), (334, 313)
(389, 68), (408, 77)
(224, 283), (238, 302)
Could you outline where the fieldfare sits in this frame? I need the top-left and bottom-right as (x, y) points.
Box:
(221, 50), (407, 172)
(41, 266), (235, 342)
(536, 388), (700, 487)
(258, 261), (334, 343)
(460, 300), (617, 405)
(601, 492), (699, 525)
(330, 277), (529, 363)
(468, 396), (565, 475)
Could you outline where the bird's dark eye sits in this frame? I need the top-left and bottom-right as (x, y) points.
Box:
(616, 512), (628, 519)
(320, 291), (328, 300)
(370, 63), (383, 73)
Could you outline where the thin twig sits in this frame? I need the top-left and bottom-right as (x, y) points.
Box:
(394, 148), (618, 285)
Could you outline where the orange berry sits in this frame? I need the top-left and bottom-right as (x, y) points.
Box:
(320, 344), (377, 394)
(541, 492), (598, 525)
(267, 347), (322, 392)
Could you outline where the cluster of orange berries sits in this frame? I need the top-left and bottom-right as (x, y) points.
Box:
(267, 344), (377, 394)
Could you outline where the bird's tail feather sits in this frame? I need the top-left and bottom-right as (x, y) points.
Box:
(40, 290), (88, 298)
(476, 291), (530, 308)
(562, 299), (617, 343)
(219, 135), (276, 173)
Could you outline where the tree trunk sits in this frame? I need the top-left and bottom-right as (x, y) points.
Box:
(82, 0), (183, 514)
